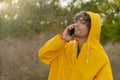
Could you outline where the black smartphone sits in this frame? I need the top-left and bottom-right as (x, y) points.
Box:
(68, 28), (75, 36)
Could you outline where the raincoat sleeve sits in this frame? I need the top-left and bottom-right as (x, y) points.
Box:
(95, 60), (113, 80)
(38, 34), (68, 65)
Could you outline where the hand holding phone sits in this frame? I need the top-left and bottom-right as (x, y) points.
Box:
(62, 24), (75, 42)
(68, 28), (75, 36)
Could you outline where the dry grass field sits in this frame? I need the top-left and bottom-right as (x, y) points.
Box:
(0, 32), (120, 80)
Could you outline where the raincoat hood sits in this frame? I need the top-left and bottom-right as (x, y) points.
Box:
(87, 11), (101, 43)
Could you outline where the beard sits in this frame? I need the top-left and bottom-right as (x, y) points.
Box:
(74, 32), (88, 38)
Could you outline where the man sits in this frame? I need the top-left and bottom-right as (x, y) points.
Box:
(38, 11), (113, 80)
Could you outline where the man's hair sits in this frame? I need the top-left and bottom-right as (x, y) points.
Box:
(74, 11), (91, 29)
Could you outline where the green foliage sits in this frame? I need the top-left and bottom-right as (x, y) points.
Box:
(0, 0), (120, 42)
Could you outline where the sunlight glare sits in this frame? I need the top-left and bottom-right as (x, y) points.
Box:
(12, 0), (19, 4)
(0, 2), (8, 11)
(13, 14), (18, 19)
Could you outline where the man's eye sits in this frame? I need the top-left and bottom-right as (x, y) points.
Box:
(81, 21), (86, 24)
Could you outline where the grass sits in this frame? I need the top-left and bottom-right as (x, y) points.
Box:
(104, 42), (120, 80)
(0, 31), (120, 80)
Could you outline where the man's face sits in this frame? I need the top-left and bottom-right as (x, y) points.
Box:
(74, 20), (90, 38)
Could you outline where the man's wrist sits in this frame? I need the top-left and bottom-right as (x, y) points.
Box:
(62, 36), (69, 42)
(59, 33), (69, 42)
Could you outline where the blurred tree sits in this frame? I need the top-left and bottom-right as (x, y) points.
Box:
(0, 0), (119, 42)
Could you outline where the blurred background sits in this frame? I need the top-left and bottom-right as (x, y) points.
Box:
(0, 0), (120, 80)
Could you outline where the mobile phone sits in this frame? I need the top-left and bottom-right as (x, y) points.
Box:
(68, 28), (75, 36)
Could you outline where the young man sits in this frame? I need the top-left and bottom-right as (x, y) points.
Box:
(38, 11), (113, 80)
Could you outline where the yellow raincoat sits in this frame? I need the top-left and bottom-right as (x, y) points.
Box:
(38, 11), (113, 80)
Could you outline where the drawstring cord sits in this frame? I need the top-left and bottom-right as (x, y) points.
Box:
(86, 41), (90, 63)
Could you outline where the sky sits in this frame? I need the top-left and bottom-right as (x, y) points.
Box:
(60, 0), (90, 7)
